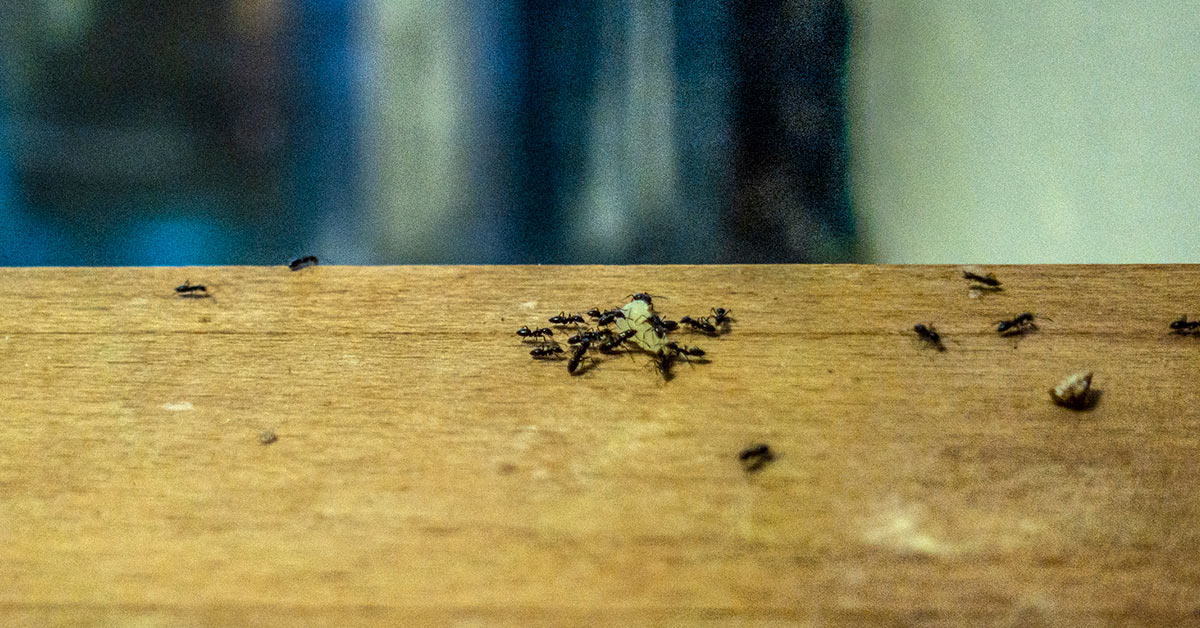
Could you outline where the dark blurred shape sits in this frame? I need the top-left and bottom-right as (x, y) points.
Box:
(729, 0), (854, 262)
(0, 0), (852, 265)
(0, 0), (359, 265)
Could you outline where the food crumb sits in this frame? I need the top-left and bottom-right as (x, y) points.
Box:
(1050, 371), (1097, 410)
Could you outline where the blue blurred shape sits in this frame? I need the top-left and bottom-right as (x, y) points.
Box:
(122, 214), (238, 266)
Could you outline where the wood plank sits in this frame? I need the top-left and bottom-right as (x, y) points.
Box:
(1, 265), (1199, 627)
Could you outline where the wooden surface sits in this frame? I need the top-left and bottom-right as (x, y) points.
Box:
(2, 265), (1199, 627)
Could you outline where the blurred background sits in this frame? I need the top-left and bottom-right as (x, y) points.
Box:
(0, 1), (1195, 265)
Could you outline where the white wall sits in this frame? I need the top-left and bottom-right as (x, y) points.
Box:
(849, 2), (1200, 262)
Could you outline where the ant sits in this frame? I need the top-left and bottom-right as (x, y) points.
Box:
(549, 312), (586, 325)
(1169, 315), (1200, 333)
(665, 342), (705, 358)
(516, 326), (554, 339)
(599, 329), (637, 353)
(710, 307), (733, 326)
(596, 310), (626, 326)
(738, 444), (775, 473)
(643, 314), (678, 338)
(650, 348), (676, 380)
(568, 329), (609, 345)
(567, 340), (591, 374)
(679, 315), (716, 334)
(995, 313), (1042, 336)
(913, 324), (945, 351)
(651, 314), (678, 331)
(627, 292), (663, 305)
(962, 271), (1001, 287)
(174, 281), (209, 297)
(288, 255), (319, 271)
(530, 343), (564, 358)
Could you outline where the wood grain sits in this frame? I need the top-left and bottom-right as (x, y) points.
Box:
(1, 265), (1199, 627)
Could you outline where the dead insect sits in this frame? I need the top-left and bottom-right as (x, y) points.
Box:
(174, 281), (208, 297)
(1050, 371), (1097, 410)
(710, 307), (733, 326)
(530, 344), (565, 358)
(738, 444), (775, 473)
(995, 312), (1040, 336)
(1169, 315), (1200, 333)
(913, 324), (946, 351)
(549, 312), (586, 325)
(679, 315), (717, 334)
(567, 340), (591, 374)
(516, 326), (554, 339)
(288, 255), (319, 271)
(962, 270), (1001, 287)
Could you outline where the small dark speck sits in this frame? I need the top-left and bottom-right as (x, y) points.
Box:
(498, 463), (517, 474)
(259, 429), (277, 445)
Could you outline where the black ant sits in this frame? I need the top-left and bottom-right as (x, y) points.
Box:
(1169, 315), (1200, 334)
(174, 281), (209, 297)
(650, 348), (676, 380)
(962, 271), (1001, 287)
(710, 307), (733, 326)
(596, 309), (626, 326)
(627, 292), (662, 305)
(567, 340), (591, 374)
(599, 329), (637, 353)
(665, 342), (705, 358)
(568, 329), (609, 345)
(530, 343), (564, 358)
(913, 324), (945, 351)
(738, 444), (775, 473)
(679, 315), (716, 334)
(288, 255), (319, 271)
(516, 326), (554, 339)
(995, 313), (1041, 336)
(643, 314), (678, 338)
(549, 312), (586, 325)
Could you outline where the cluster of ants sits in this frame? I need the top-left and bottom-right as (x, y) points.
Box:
(910, 269), (1200, 410)
(517, 293), (733, 379)
(911, 271), (1047, 352)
